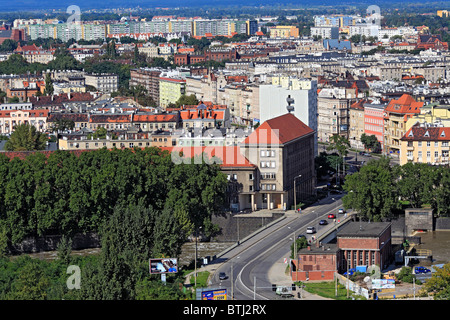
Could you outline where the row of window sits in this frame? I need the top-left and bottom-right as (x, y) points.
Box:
(407, 150), (450, 158)
(409, 141), (450, 147)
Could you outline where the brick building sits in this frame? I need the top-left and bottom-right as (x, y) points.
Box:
(173, 48), (238, 65)
(291, 221), (392, 281)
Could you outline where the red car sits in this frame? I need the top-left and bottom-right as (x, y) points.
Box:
(328, 213), (336, 219)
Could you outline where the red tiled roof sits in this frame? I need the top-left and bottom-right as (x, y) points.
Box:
(243, 113), (314, 145)
(133, 114), (178, 122)
(401, 124), (450, 141)
(385, 94), (423, 114)
(89, 114), (132, 123)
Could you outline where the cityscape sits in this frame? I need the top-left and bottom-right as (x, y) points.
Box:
(0, 0), (449, 308)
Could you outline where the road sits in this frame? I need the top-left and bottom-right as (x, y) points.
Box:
(207, 194), (349, 300)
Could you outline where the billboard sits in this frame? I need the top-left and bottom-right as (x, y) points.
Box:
(149, 258), (178, 274)
(201, 289), (227, 300)
(371, 279), (395, 289)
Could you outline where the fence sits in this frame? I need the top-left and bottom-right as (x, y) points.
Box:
(335, 273), (370, 299)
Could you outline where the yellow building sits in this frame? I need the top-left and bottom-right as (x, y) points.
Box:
(384, 94), (423, 154)
(406, 104), (450, 131)
(437, 10), (449, 17)
(159, 77), (186, 108)
(400, 122), (450, 165)
(269, 26), (299, 38)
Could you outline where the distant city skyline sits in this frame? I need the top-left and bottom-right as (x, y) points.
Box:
(0, 0), (448, 12)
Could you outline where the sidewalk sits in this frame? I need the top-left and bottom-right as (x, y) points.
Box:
(267, 258), (332, 300)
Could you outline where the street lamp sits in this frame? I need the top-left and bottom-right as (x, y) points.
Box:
(194, 226), (202, 287)
(293, 174), (302, 212)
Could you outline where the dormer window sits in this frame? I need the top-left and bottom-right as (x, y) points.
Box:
(424, 131), (430, 137)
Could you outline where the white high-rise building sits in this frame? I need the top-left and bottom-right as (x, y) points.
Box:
(259, 77), (318, 154)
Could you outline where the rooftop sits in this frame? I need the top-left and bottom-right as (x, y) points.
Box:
(337, 221), (391, 238)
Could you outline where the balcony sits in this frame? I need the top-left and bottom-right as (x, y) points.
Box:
(406, 145), (414, 151)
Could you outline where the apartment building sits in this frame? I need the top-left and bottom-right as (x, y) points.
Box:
(179, 103), (230, 129)
(159, 76), (186, 108)
(400, 122), (450, 166)
(364, 102), (386, 151)
(349, 99), (366, 150)
(259, 76), (318, 154)
(14, 44), (55, 64)
(0, 109), (48, 134)
(310, 26), (339, 39)
(132, 113), (180, 132)
(269, 26), (299, 38)
(130, 68), (162, 104)
(84, 73), (118, 93)
(240, 113), (316, 211)
(317, 88), (353, 143)
(405, 103), (450, 131)
(384, 94), (423, 154)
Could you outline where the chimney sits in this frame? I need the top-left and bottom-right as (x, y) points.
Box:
(307, 246), (311, 251)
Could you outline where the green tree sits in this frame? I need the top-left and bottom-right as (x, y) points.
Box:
(327, 134), (350, 178)
(56, 235), (73, 265)
(8, 257), (50, 300)
(434, 167), (450, 217)
(395, 163), (438, 209)
(360, 133), (380, 152)
(423, 263), (450, 299)
(342, 157), (400, 221)
(44, 73), (54, 96)
(4, 123), (48, 151)
(175, 94), (199, 107)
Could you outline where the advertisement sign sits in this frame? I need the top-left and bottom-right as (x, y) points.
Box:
(371, 279), (395, 289)
(149, 258), (178, 274)
(201, 289), (227, 300)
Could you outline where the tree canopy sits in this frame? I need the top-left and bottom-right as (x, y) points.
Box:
(4, 124), (48, 152)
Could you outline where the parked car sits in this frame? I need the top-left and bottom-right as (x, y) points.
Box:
(219, 272), (228, 280)
(344, 268), (357, 276)
(363, 153), (371, 157)
(415, 266), (431, 274)
(297, 234), (306, 239)
(338, 208), (345, 214)
(330, 189), (342, 194)
(306, 227), (316, 234)
(319, 219), (328, 225)
(328, 213), (336, 219)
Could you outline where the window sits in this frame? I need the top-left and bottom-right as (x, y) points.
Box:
(249, 173), (253, 180)
(427, 141), (431, 147)
(418, 141), (422, 147)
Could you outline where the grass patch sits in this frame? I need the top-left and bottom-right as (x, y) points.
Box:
(296, 281), (366, 300)
(187, 271), (210, 288)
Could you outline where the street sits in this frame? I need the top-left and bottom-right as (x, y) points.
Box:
(207, 194), (348, 300)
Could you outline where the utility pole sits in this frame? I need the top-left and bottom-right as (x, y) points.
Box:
(231, 263), (234, 300)
(254, 276), (256, 300)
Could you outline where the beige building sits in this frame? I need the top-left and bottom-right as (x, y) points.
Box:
(405, 104), (450, 131)
(240, 113), (316, 210)
(400, 122), (450, 165)
(0, 109), (49, 134)
(58, 136), (153, 150)
(84, 73), (118, 93)
(349, 99), (366, 149)
(317, 88), (354, 143)
(384, 94), (423, 154)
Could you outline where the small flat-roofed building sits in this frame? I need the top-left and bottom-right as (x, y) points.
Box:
(337, 221), (392, 271)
